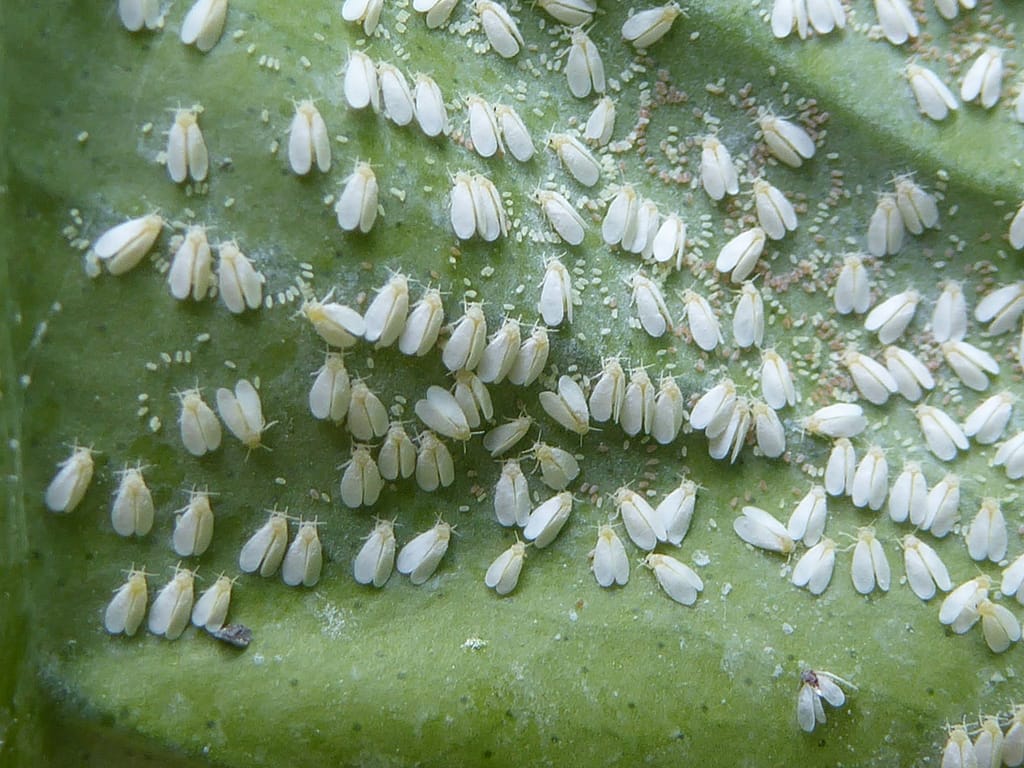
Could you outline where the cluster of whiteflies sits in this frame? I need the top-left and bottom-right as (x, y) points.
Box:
(118, 0), (228, 52)
(771, 0), (1023, 124)
(940, 706), (1024, 768)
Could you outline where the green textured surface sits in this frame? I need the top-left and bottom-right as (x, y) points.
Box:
(5, 0), (1024, 766)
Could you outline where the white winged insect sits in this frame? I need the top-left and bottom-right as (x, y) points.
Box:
(966, 498), (1008, 563)
(995, 430), (1024, 481)
(906, 63), (958, 121)
(942, 339), (999, 392)
(864, 289), (919, 343)
(802, 403), (866, 439)
(217, 241), (264, 314)
(760, 349), (797, 410)
(396, 519), (452, 585)
(621, 3), (681, 49)
(888, 461), (928, 525)
(110, 466), (154, 537)
(1003, 553), (1024, 606)
(413, 74), (448, 137)
(874, 0), (918, 46)
(495, 104), (535, 162)
(539, 258), (574, 327)
(753, 179), (798, 240)
(471, 174), (509, 241)
(591, 524), (629, 587)
(602, 183), (639, 247)
(700, 136), (738, 201)
(539, 375), (590, 436)
(941, 725), (977, 768)
(442, 302), (487, 372)
(866, 194), (904, 257)
(894, 176), (939, 235)
(733, 506), (795, 555)
(584, 96), (616, 147)
(656, 479), (698, 546)
(398, 287), (445, 357)
(940, 575), (990, 634)
(532, 442), (579, 491)
(484, 540), (527, 595)
(961, 47), (1004, 109)
(467, 96), (502, 158)
(690, 378), (737, 438)
(753, 402), (786, 459)
(93, 213), (163, 275)
(964, 392), (1013, 445)
(482, 416), (533, 458)
(363, 274), (409, 349)
(476, 0), (524, 58)
(824, 438), (856, 497)
(978, 598), (1021, 653)
(216, 378), (269, 451)
(973, 716), (1007, 768)
(453, 370), (494, 428)
(924, 473), (960, 537)
(613, 487), (666, 551)
(494, 458), (531, 526)
(733, 282), (765, 349)
(630, 273), (672, 338)
(771, 0), (808, 39)
(169, 226), (213, 301)
(901, 535), (951, 601)
(415, 385), (472, 442)
(850, 526), (890, 594)
(378, 423), (416, 481)
(843, 349), (898, 406)
(535, 190), (586, 246)
(796, 669), (849, 733)
(787, 485), (827, 547)
(915, 404), (968, 461)
(336, 162), (380, 234)
(588, 357), (626, 425)
(974, 281), (1024, 335)
(791, 539), (837, 596)
(507, 325), (550, 386)
(148, 566), (196, 640)
(716, 228), (766, 285)
(239, 510), (290, 577)
(347, 380), (389, 441)
(282, 519), (323, 588)
(537, 0), (595, 26)
(191, 574), (235, 632)
(341, 0), (383, 34)
(642, 554), (703, 606)
(759, 112), (815, 168)
(523, 492), (573, 548)
(565, 28), (605, 99)
(180, 0), (228, 53)
(833, 254), (871, 315)
(680, 289), (722, 352)
(378, 63), (415, 127)
(620, 367), (656, 437)
(652, 375), (685, 446)
(1010, 205), (1024, 251)
(119, 0), (161, 31)
(45, 445), (95, 514)
(851, 445), (888, 511)
(288, 100), (331, 175)
(172, 489), (215, 557)
(309, 353), (351, 424)
(415, 431), (455, 492)
(104, 568), (149, 636)
(883, 346), (934, 402)
(412, 0), (458, 28)
(166, 108), (209, 184)
(344, 50), (380, 112)
(339, 445), (384, 508)
(549, 133), (601, 187)
(354, 519), (396, 587)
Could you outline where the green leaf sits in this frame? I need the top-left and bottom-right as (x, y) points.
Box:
(6, 1), (1024, 766)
